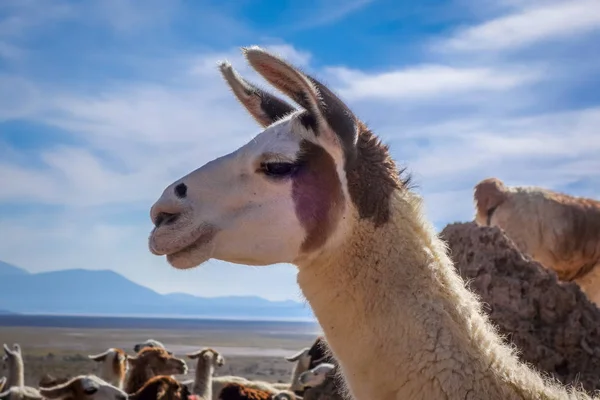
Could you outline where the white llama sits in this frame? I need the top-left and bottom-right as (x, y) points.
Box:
(147, 47), (597, 399)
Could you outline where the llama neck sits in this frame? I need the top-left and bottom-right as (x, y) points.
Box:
(100, 360), (125, 389)
(193, 360), (213, 400)
(297, 191), (571, 400)
(125, 363), (153, 394)
(7, 355), (24, 388)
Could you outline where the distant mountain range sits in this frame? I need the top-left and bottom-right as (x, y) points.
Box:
(0, 260), (314, 320)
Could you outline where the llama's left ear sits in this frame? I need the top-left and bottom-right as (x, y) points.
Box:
(219, 61), (297, 127)
(243, 46), (358, 162)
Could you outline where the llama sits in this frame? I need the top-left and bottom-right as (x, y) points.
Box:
(125, 347), (188, 394)
(214, 347), (312, 395)
(134, 340), (168, 354)
(186, 348), (280, 398)
(88, 348), (129, 389)
(2, 344), (24, 389)
(274, 340), (334, 395)
(37, 375), (127, 400)
(187, 348), (223, 400)
(146, 46), (599, 399)
(129, 375), (192, 400)
(281, 347), (312, 393)
(185, 348), (282, 400)
(474, 177), (600, 307)
(305, 337), (336, 371)
(298, 363), (336, 389)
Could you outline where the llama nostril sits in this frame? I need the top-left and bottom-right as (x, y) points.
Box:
(154, 212), (180, 228)
(174, 183), (187, 198)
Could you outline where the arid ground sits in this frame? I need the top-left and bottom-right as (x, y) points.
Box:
(0, 320), (320, 387)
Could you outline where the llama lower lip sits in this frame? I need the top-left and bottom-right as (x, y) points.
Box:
(163, 226), (218, 269)
(149, 224), (217, 257)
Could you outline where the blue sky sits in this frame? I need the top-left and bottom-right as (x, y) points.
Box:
(1, 0), (599, 302)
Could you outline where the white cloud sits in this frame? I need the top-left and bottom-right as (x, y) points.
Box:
(436, 0), (600, 53)
(396, 106), (600, 229)
(0, 0), (74, 38)
(0, 74), (40, 120)
(326, 64), (543, 101)
(288, 0), (375, 31)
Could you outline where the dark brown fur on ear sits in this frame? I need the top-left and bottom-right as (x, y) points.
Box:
(219, 61), (297, 127)
(242, 46), (358, 165)
(474, 178), (508, 222)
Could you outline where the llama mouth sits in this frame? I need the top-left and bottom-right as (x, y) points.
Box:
(162, 227), (218, 269)
(149, 224), (218, 260)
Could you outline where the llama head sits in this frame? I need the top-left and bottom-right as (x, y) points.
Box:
(298, 363), (336, 388)
(186, 348), (224, 368)
(127, 348), (188, 376)
(88, 348), (129, 380)
(133, 339), (166, 354)
(2, 344), (21, 370)
(37, 375), (126, 400)
(473, 177), (508, 226)
(148, 46), (404, 270)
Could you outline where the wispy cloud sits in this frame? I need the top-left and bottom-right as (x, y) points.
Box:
(285, 0), (375, 31)
(326, 63), (543, 100)
(435, 0), (600, 53)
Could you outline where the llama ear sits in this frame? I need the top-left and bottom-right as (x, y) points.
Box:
(88, 350), (110, 361)
(243, 46), (358, 161)
(284, 348), (309, 362)
(219, 61), (297, 127)
(2, 344), (10, 355)
(38, 379), (73, 399)
(186, 350), (201, 360)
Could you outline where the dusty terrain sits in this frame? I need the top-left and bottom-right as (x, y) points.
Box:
(441, 222), (600, 393)
(0, 325), (316, 387)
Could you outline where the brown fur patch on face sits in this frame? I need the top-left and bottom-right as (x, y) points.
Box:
(292, 140), (345, 253)
(345, 123), (408, 227)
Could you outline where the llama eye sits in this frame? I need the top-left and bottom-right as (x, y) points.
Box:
(261, 162), (298, 178)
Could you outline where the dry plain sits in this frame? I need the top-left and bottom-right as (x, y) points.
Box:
(0, 316), (320, 387)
